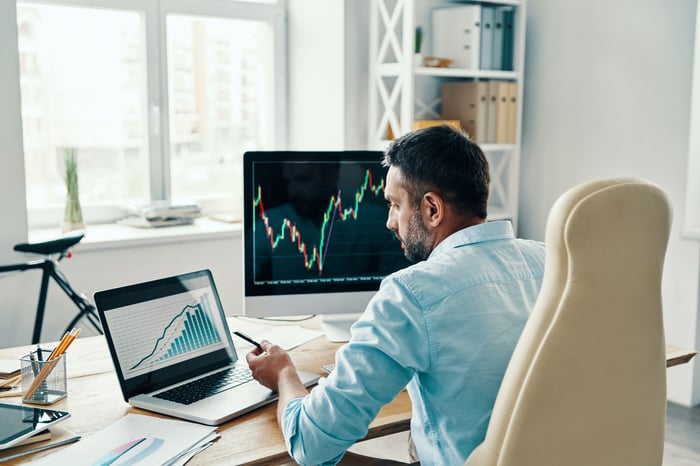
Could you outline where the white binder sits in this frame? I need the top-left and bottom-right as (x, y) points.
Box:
(432, 5), (482, 70)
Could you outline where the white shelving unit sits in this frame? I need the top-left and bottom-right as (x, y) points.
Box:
(368, 0), (526, 227)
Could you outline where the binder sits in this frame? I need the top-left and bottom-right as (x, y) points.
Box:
(492, 8), (505, 70)
(486, 80), (499, 143)
(479, 7), (495, 70)
(432, 5), (482, 70)
(501, 8), (516, 71)
(495, 81), (510, 143)
(506, 81), (518, 143)
(441, 81), (489, 143)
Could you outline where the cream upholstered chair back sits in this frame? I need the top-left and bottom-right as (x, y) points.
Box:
(465, 178), (673, 466)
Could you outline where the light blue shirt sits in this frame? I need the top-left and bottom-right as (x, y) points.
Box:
(282, 221), (545, 465)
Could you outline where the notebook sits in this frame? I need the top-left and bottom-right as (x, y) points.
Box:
(94, 269), (320, 426)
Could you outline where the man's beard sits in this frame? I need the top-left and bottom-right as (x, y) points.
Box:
(402, 210), (432, 262)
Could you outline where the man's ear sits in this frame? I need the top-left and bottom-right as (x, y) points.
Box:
(421, 192), (444, 227)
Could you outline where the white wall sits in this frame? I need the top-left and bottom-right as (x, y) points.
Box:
(0, 1), (33, 348)
(0, 1), (27, 254)
(343, 1), (370, 148)
(287, 0), (370, 149)
(288, 0), (346, 149)
(519, 0), (700, 406)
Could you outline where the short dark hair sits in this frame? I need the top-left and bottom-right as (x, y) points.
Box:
(383, 125), (490, 219)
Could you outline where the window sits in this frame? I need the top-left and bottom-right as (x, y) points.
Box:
(166, 14), (274, 203)
(15, 0), (286, 228)
(17, 3), (150, 218)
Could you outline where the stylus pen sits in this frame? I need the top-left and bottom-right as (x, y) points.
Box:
(233, 331), (263, 350)
(1, 435), (81, 462)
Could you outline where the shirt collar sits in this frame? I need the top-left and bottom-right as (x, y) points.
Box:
(429, 220), (515, 259)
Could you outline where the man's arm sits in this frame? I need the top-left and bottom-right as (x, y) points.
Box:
(246, 340), (308, 426)
(245, 277), (426, 465)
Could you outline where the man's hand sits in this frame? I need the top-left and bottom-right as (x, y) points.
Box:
(246, 341), (310, 426)
(246, 340), (297, 391)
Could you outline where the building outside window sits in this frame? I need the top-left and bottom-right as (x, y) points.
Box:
(15, 0), (286, 228)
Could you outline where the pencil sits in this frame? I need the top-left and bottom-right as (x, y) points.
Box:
(233, 331), (263, 350)
(59, 328), (81, 355)
(24, 328), (81, 400)
(50, 328), (80, 360)
(47, 331), (72, 361)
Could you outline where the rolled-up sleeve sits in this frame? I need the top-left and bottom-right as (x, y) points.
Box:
(280, 275), (431, 466)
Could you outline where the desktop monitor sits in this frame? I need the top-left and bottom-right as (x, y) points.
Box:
(242, 150), (412, 341)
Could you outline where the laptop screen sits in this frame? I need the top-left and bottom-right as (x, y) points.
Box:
(95, 270), (237, 399)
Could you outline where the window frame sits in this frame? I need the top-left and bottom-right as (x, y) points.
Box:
(16, 0), (288, 229)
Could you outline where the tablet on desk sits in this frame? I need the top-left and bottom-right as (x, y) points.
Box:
(0, 402), (70, 450)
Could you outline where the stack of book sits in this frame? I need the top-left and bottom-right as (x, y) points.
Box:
(0, 359), (21, 397)
(118, 202), (202, 228)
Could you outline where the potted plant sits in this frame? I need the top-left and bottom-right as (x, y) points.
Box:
(414, 26), (424, 67)
(61, 148), (85, 233)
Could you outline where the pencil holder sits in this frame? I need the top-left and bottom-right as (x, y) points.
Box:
(20, 350), (67, 405)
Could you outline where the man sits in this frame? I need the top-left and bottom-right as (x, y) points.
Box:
(246, 125), (546, 465)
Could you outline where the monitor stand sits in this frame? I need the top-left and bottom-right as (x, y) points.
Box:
(320, 313), (362, 343)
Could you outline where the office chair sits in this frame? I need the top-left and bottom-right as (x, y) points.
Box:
(464, 177), (672, 466)
(0, 233), (103, 344)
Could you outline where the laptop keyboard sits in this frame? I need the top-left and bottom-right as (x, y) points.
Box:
(154, 366), (253, 405)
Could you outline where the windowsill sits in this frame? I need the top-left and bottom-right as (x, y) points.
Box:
(28, 217), (242, 252)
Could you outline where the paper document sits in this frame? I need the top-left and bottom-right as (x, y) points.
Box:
(227, 317), (324, 351)
(256, 326), (324, 350)
(28, 414), (218, 466)
(0, 370), (21, 398)
(0, 359), (20, 377)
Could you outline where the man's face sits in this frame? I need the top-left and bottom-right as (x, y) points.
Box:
(385, 166), (433, 262)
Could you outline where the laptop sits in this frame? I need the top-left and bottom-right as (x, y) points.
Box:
(94, 269), (320, 426)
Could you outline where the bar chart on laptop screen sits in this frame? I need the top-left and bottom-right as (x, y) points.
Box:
(105, 289), (227, 378)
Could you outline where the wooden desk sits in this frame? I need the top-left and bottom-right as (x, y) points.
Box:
(0, 326), (411, 465)
(666, 345), (698, 368)
(0, 329), (694, 465)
